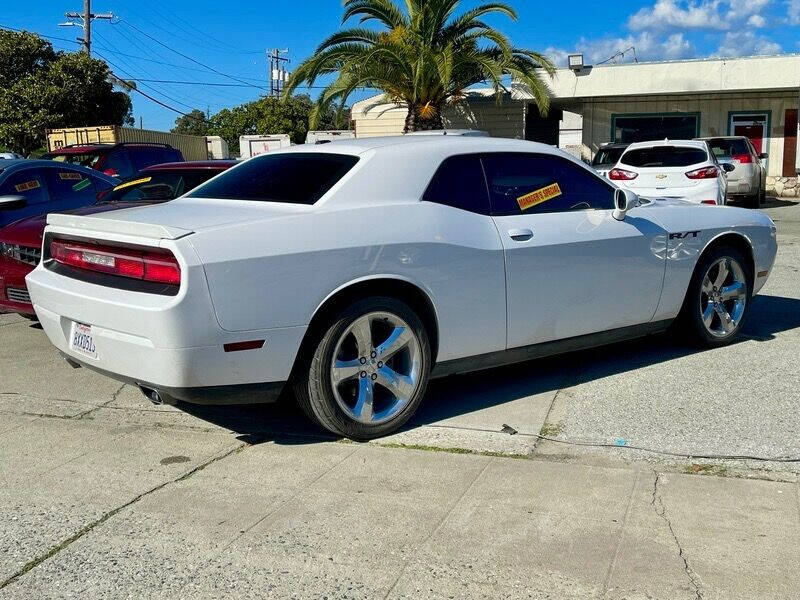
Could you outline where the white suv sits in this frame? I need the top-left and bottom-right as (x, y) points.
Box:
(696, 136), (767, 208)
(609, 140), (730, 205)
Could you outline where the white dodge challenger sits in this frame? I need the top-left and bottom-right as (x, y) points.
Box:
(26, 137), (777, 439)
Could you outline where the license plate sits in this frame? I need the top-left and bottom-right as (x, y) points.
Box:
(69, 322), (98, 360)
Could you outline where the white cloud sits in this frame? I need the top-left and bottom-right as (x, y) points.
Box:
(788, 0), (800, 24)
(628, 0), (728, 31)
(715, 31), (782, 56)
(546, 32), (694, 67)
(747, 14), (767, 26)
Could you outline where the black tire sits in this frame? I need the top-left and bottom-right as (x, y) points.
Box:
(293, 296), (431, 440)
(678, 245), (753, 348)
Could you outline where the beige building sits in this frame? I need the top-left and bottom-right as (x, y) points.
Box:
(351, 54), (800, 196)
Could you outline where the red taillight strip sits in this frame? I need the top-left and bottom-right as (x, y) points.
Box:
(50, 240), (181, 285)
(685, 166), (719, 180)
(608, 168), (638, 181)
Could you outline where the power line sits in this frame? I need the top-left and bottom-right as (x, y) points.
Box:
(0, 24), (81, 45)
(124, 78), (268, 89)
(59, 0), (114, 55)
(115, 20), (265, 91)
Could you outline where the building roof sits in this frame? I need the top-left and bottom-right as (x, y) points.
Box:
(514, 53), (800, 101)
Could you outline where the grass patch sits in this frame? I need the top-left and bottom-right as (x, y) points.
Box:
(683, 463), (729, 477)
(338, 440), (529, 460)
(539, 422), (564, 438)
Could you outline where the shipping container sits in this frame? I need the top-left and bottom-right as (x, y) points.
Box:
(239, 134), (291, 158)
(46, 126), (208, 161)
(205, 136), (230, 160)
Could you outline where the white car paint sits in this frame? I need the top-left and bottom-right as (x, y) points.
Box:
(612, 140), (727, 205)
(26, 136), (777, 406)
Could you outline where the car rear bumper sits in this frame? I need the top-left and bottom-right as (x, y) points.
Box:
(629, 180), (723, 204)
(0, 255), (36, 316)
(725, 179), (756, 196)
(25, 259), (306, 398)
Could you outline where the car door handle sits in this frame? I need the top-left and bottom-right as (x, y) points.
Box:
(508, 228), (533, 242)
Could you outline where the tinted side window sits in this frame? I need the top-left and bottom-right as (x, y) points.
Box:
(0, 169), (47, 205)
(481, 153), (615, 216)
(130, 147), (182, 172)
(186, 153), (359, 204)
(44, 168), (97, 203)
(102, 151), (133, 178)
(422, 155), (490, 214)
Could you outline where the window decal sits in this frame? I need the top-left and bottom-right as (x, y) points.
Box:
(15, 180), (40, 192)
(517, 183), (562, 211)
(113, 176), (151, 192)
(59, 172), (82, 180)
(72, 179), (92, 192)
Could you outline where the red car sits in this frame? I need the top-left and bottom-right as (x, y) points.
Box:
(0, 160), (235, 317)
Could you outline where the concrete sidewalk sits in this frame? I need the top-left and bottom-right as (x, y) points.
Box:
(1, 410), (798, 599)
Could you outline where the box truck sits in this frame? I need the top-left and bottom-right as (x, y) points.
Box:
(46, 125), (207, 161)
(205, 136), (230, 160)
(239, 134), (291, 158)
(305, 130), (356, 144)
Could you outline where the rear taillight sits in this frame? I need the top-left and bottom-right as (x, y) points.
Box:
(50, 240), (180, 285)
(608, 168), (638, 181)
(731, 153), (752, 164)
(701, 200), (718, 205)
(685, 166), (719, 180)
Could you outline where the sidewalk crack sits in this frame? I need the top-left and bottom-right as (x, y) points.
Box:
(651, 471), (703, 600)
(0, 441), (246, 591)
(74, 383), (127, 420)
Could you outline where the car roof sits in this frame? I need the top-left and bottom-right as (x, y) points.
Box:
(142, 160), (237, 171)
(0, 159), (119, 181)
(624, 139), (708, 151)
(599, 142), (629, 148)
(695, 136), (749, 141)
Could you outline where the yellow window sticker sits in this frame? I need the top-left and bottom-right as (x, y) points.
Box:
(517, 183), (562, 211)
(15, 180), (40, 193)
(113, 176), (151, 191)
(59, 172), (82, 180)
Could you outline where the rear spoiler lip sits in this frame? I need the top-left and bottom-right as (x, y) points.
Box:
(46, 213), (193, 241)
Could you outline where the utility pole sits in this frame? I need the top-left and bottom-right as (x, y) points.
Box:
(267, 49), (290, 98)
(60, 0), (114, 55)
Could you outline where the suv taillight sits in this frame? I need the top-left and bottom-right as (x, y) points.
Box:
(50, 240), (180, 285)
(608, 168), (638, 180)
(685, 166), (719, 180)
(731, 153), (752, 164)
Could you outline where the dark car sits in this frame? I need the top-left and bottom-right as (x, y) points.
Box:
(0, 160), (118, 228)
(0, 160), (236, 317)
(42, 142), (184, 179)
(591, 143), (630, 178)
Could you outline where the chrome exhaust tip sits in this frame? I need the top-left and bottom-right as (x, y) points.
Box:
(138, 385), (163, 405)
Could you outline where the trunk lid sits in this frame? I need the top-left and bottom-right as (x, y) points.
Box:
(625, 167), (700, 190)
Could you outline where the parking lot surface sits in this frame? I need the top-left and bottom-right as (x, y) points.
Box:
(1, 198), (799, 598)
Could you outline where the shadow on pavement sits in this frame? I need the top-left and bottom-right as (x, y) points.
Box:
(176, 294), (800, 443)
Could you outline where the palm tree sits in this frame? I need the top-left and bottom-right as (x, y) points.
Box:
(283, 0), (555, 132)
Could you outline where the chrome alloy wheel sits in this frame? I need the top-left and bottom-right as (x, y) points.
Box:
(330, 312), (422, 425)
(699, 257), (747, 338)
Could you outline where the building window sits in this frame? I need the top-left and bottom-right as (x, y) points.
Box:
(612, 113), (700, 143)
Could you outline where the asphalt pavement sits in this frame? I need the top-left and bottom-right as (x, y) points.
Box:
(1, 197), (799, 598)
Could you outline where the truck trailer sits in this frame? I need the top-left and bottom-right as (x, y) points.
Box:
(46, 126), (208, 161)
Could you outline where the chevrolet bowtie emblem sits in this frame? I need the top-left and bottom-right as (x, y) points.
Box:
(655, 174), (667, 179)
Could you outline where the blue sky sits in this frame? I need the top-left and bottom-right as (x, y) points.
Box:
(3, 1), (799, 130)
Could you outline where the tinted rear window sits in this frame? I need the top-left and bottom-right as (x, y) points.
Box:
(592, 147), (626, 166)
(705, 138), (750, 159)
(620, 146), (708, 168)
(187, 153), (359, 204)
(47, 151), (106, 169)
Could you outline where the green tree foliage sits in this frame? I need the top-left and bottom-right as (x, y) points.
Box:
(207, 95), (344, 151)
(284, 0), (555, 132)
(0, 30), (133, 155)
(172, 109), (210, 136)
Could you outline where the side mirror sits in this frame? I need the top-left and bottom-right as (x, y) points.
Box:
(759, 153), (769, 160)
(721, 162), (736, 173)
(0, 195), (27, 211)
(613, 188), (637, 221)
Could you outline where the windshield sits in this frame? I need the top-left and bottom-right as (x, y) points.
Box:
(592, 147), (626, 166)
(620, 146), (708, 168)
(46, 152), (105, 169)
(186, 153), (359, 204)
(100, 170), (224, 203)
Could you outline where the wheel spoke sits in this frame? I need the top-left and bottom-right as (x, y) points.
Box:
(713, 259), (729, 288)
(332, 359), (362, 384)
(351, 316), (373, 356)
(702, 303), (715, 328)
(714, 304), (735, 334)
(721, 281), (745, 301)
(376, 365), (416, 401)
(353, 377), (374, 422)
(375, 326), (412, 361)
(701, 276), (713, 296)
